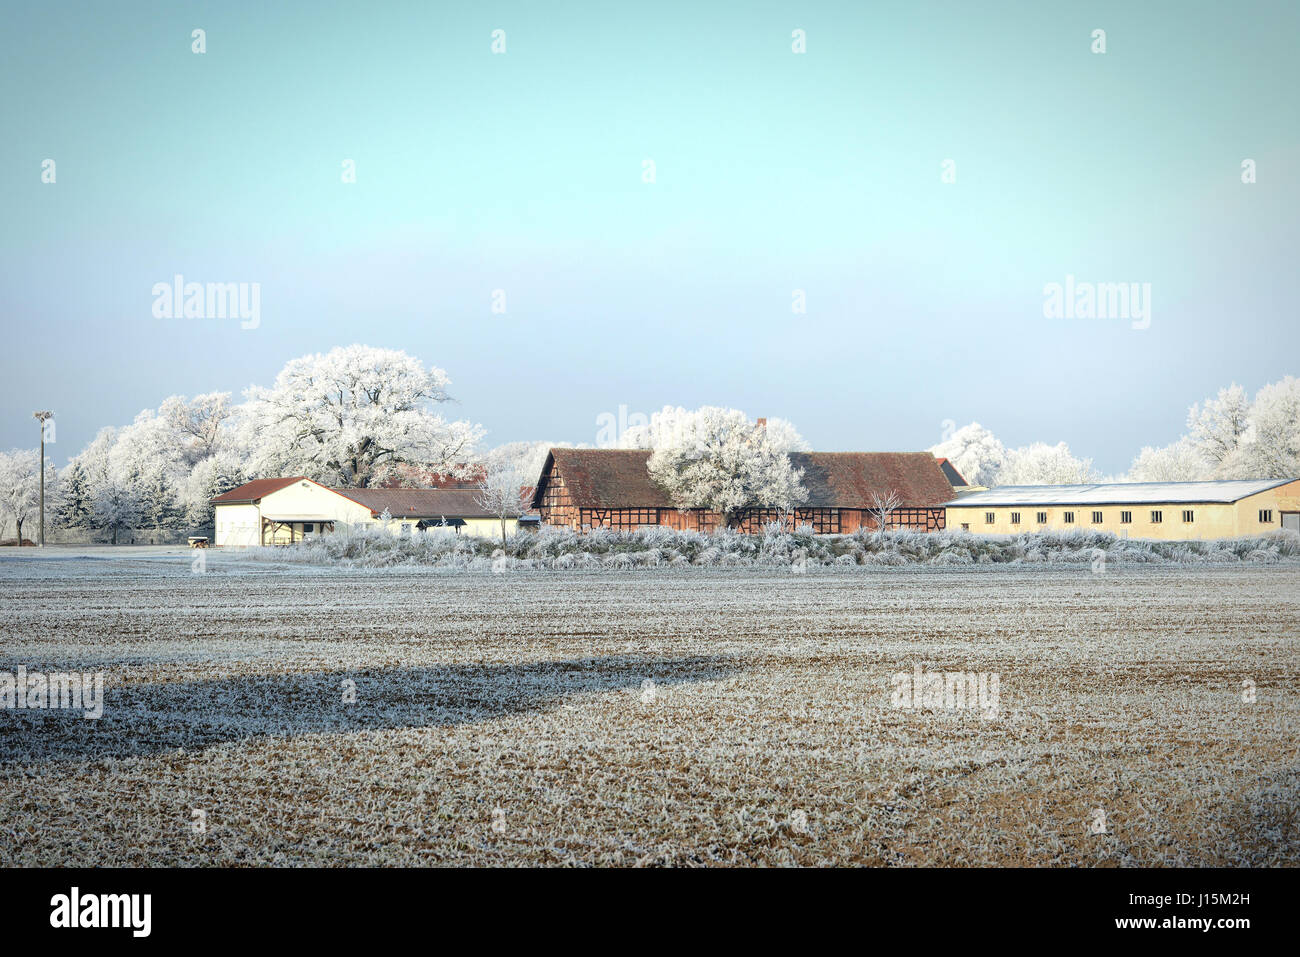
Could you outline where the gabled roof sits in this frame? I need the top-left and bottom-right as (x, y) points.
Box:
(210, 476), (309, 505)
(536, 449), (671, 509)
(942, 478), (1297, 508)
(936, 457), (969, 487)
(330, 488), (524, 520)
(793, 452), (956, 507)
(531, 449), (955, 510)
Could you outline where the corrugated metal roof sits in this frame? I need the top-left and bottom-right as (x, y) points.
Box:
(942, 478), (1296, 507)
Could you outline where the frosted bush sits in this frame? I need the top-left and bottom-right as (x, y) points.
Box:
(930, 550), (972, 565)
(241, 523), (1300, 572)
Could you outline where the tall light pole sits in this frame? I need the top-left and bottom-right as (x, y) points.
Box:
(34, 411), (53, 547)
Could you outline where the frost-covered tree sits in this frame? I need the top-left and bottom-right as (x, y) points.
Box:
(183, 451), (248, 529)
(0, 449), (51, 545)
(1187, 384), (1252, 471)
(618, 406), (688, 450)
(1239, 376), (1300, 479)
(137, 465), (184, 531)
(56, 459), (95, 530)
(621, 406), (810, 454)
(869, 488), (902, 538)
(999, 442), (1097, 485)
(760, 417), (811, 453)
(647, 407), (807, 528)
(1126, 439), (1211, 483)
(482, 440), (572, 488)
(92, 473), (142, 544)
(241, 345), (484, 487)
(928, 422), (1007, 487)
(160, 392), (233, 466)
(474, 460), (533, 545)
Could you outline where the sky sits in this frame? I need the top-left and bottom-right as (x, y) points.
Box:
(2, 0), (1297, 474)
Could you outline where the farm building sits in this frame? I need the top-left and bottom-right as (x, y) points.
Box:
(210, 477), (528, 546)
(936, 458), (985, 495)
(944, 478), (1300, 540)
(530, 449), (956, 533)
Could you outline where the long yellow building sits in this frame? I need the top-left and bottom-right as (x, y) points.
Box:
(944, 478), (1300, 540)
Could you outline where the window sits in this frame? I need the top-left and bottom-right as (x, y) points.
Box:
(304, 523), (314, 533)
(1036, 511), (1047, 524)
(985, 512), (995, 524)
(1120, 511), (1132, 524)
(1259, 509), (1274, 523)
(1063, 511), (1075, 524)
(1151, 510), (1162, 524)
(1092, 511), (1103, 524)
(1182, 510), (1194, 523)
(961, 523), (970, 531)
(1010, 512), (1021, 525)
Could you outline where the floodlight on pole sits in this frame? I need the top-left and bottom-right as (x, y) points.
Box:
(34, 411), (53, 547)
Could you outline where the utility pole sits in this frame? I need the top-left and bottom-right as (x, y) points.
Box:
(34, 411), (53, 547)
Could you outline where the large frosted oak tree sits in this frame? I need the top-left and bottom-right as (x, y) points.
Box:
(646, 407), (807, 528)
(242, 345), (485, 488)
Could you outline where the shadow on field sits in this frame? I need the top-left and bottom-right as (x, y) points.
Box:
(0, 655), (740, 765)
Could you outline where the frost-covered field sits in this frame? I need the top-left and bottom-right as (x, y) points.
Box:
(1, 546), (1297, 866)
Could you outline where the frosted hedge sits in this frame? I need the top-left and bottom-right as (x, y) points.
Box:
(241, 524), (1300, 571)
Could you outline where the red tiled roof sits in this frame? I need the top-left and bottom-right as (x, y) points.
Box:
(794, 452), (955, 507)
(541, 449), (672, 508)
(534, 449), (955, 510)
(210, 476), (310, 504)
(330, 488), (524, 519)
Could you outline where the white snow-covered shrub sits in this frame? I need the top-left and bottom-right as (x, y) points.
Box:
(240, 522), (1300, 572)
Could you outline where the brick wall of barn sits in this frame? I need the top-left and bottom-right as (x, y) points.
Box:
(535, 462), (945, 534)
(541, 503), (944, 534)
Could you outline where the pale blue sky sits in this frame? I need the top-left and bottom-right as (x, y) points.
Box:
(2, 0), (1297, 473)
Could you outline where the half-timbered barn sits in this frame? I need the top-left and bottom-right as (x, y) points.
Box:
(530, 449), (955, 533)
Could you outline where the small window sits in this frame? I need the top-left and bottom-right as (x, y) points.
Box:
(985, 512), (995, 525)
(1063, 511), (1074, 524)
(1259, 509), (1274, 523)
(304, 523), (314, 533)
(961, 523), (970, 531)
(1010, 512), (1021, 525)
(1120, 511), (1132, 524)
(1036, 511), (1048, 524)
(1151, 510), (1162, 524)
(1092, 511), (1103, 524)
(1182, 510), (1194, 523)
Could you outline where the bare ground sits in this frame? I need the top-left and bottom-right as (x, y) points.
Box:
(1, 547), (1297, 866)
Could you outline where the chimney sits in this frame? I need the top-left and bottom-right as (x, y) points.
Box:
(756, 417), (767, 428)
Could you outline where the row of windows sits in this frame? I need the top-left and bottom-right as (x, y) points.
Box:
(982, 508), (1280, 526)
(987, 509), (1191, 525)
